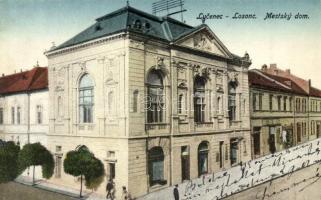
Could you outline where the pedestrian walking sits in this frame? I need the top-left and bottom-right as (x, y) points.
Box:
(106, 179), (114, 200)
(121, 186), (132, 200)
(173, 184), (179, 200)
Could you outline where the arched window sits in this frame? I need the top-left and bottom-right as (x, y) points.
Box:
(198, 141), (209, 176)
(178, 94), (184, 114)
(194, 76), (206, 122)
(108, 91), (114, 114)
(228, 81), (237, 121)
(79, 74), (94, 123)
(146, 69), (164, 123)
(148, 147), (165, 186)
(133, 90), (139, 113)
(217, 96), (222, 114)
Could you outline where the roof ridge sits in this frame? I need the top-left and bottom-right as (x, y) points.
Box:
(251, 69), (292, 90)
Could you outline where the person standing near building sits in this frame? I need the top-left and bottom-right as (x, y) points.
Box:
(121, 186), (132, 200)
(173, 184), (179, 200)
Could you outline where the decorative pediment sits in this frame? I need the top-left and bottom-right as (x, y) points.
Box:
(174, 26), (232, 58)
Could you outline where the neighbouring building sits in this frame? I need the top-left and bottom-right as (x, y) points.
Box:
(45, 5), (252, 198)
(0, 66), (49, 177)
(0, 67), (48, 146)
(249, 65), (321, 158)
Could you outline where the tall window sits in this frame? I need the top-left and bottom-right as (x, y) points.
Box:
(0, 108), (3, 124)
(148, 147), (165, 186)
(297, 123), (301, 143)
(259, 94), (263, 110)
(289, 97), (293, 111)
(296, 99), (301, 112)
(269, 94), (273, 110)
(217, 96), (222, 114)
(194, 76), (206, 123)
(198, 141), (209, 176)
(16, 107), (21, 124)
(302, 99), (306, 112)
(178, 94), (184, 114)
(146, 69), (164, 123)
(11, 107), (15, 124)
(228, 82), (237, 121)
(133, 90), (139, 113)
(277, 96), (281, 110)
(252, 93), (257, 111)
(79, 74), (94, 123)
(283, 96), (287, 111)
(36, 105), (43, 124)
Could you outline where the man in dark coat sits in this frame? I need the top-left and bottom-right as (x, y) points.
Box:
(106, 179), (114, 200)
(173, 184), (179, 200)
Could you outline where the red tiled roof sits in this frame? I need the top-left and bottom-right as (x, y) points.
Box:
(249, 70), (293, 93)
(249, 70), (308, 95)
(310, 87), (321, 97)
(261, 72), (308, 95)
(0, 67), (48, 95)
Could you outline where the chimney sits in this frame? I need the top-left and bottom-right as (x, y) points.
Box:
(2, 73), (4, 77)
(261, 64), (267, 71)
(286, 69), (291, 74)
(270, 63), (277, 69)
(20, 69), (22, 73)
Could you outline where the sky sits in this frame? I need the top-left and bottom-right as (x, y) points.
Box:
(0, 0), (320, 86)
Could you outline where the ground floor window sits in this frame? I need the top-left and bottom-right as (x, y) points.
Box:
(148, 147), (166, 186)
(198, 141), (209, 176)
(230, 139), (238, 165)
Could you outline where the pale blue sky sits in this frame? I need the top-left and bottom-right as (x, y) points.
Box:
(0, 0), (320, 86)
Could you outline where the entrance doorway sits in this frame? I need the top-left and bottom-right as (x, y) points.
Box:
(269, 127), (276, 154)
(181, 146), (190, 181)
(230, 139), (238, 166)
(317, 124), (321, 138)
(219, 141), (224, 168)
(253, 127), (261, 156)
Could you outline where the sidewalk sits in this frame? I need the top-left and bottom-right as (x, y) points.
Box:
(15, 175), (109, 200)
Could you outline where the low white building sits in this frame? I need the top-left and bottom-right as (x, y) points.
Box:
(0, 66), (48, 153)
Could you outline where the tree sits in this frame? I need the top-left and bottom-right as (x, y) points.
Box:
(18, 142), (54, 185)
(63, 145), (105, 197)
(0, 140), (21, 183)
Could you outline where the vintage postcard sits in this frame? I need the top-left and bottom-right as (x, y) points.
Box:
(0, 0), (320, 200)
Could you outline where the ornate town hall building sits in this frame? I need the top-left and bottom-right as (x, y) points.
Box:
(45, 6), (251, 197)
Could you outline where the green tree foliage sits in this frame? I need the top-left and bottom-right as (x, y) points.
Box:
(63, 145), (104, 197)
(18, 142), (54, 184)
(0, 141), (21, 183)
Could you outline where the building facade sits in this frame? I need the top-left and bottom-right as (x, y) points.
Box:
(45, 6), (252, 198)
(0, 67), (48, 146)
(249, 65), (321, 158)
(0, 67), (49, 178)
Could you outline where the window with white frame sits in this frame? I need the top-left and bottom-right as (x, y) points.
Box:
(79, 74), (94, 123)
(17, 106), (21, 124)
(0, 108), (3, 124)
(36, 105), (43, 124)
(146, 69), (164, 123)
(11, 107), (15, 124)
(133, 90), (139, 113)
(194, 76), (206, 123)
